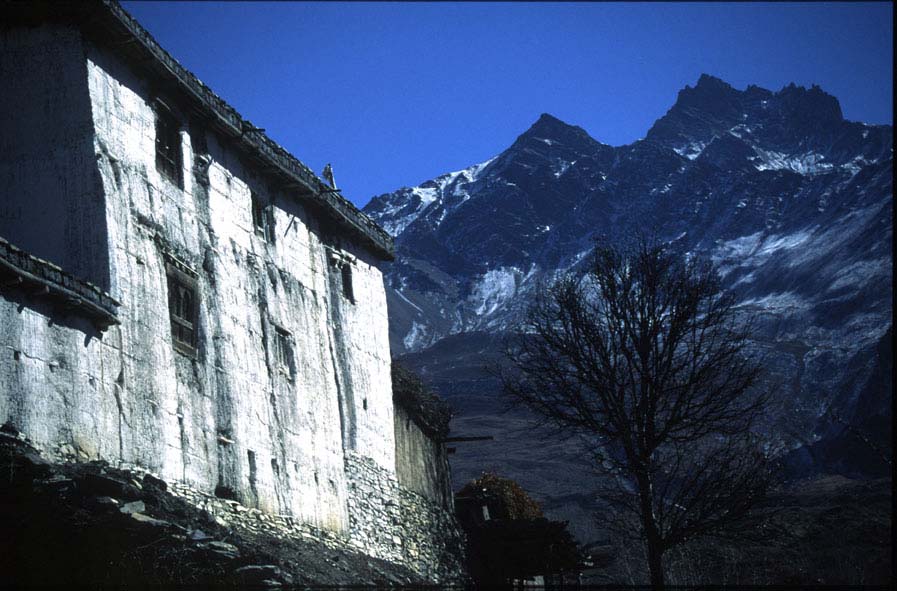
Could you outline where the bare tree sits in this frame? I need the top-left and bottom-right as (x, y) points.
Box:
(502, 240), (777, 589)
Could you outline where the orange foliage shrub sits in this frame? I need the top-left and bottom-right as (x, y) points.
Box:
(458, 472), (543, 520)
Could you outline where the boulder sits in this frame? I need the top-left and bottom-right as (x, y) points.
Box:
(119, 500), (145, 514)
(233, 565), (292, 586)
(83, 473), (141, 501)
(188, 529), (213, 542)
(142, 473), (167, 492)
(129, 513), (171, 528)
(196, 540), (240, 560)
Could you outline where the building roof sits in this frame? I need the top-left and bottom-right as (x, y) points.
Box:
(5, 0), (394, 260)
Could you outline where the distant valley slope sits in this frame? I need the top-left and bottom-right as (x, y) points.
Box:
(363, 75), (892, 541)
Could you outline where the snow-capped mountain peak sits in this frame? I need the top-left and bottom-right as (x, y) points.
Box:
(364, 156), (497, 237)
(362, 74), (892, 531)
(362, 77), (891, 411)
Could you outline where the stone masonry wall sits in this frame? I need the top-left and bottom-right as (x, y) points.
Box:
(1, 16), (461, 583)
(344, 451), (466, 583)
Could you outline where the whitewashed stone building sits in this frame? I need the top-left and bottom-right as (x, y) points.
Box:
(1, 0), (461, 580)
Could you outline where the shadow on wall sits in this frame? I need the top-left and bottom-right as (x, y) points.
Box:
(0, 25), (111, 291)
(0, 280), (106, 346)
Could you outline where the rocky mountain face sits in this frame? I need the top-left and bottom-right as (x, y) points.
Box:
(363, 75), (892, 539)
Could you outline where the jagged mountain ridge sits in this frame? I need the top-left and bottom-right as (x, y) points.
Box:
(365, 74), (891, 357)
(363, 75), (892, 512)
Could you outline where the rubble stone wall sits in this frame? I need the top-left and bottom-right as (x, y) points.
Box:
(344, 451), (465, 582)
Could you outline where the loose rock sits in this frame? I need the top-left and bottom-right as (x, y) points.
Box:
(119, 500), (145, 514)
(129, 513), (171, 527)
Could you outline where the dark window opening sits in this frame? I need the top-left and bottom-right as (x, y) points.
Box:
(362, 398), (368, 411)
(251, 192), (274, 242)
(214, 485), (237, 500)
(274, 326), (294, 378)
(271, 458), (280, 477)
(341, 263), (355, 303)
(155, 105), (182, 186)
(166, 263), (198, 357)
(247, 450), (257, 484)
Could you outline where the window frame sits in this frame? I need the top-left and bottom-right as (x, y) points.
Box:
(250, 191), (274, 243)
(273, 325), (295, 379)
(154, 101), (183, 187)
(165, 260), (198, 358)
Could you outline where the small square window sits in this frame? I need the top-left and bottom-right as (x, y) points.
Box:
(274, 326), (294, 377)
(251, 192), (274, 242)
(166, 262), (198, 356)
(155, 105), (182, 186)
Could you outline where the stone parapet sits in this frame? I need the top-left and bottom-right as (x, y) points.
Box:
(0, 235), (119, 329)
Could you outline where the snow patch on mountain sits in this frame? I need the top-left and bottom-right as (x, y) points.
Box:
(442, 157), (496, 190)
(403, 320), (430, 350)
(739, 291), (808, 312)
(378, 157), (498, 236)
(842, 156), (873, 176)
(375, 188), (436, 236)
(673, 141), (708, 160)
(827, 258), (891, 292)
(712, 229), (816, 278)
(394, 288), (423, 314)
(380, 210), (419, 237)
(752, 149), (835, 175)
(553, 159), (574, 178)
(412, 186), (439, 206)
(466, 266), (526, 318)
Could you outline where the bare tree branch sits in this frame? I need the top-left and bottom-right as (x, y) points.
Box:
(501, 239), (776, 589)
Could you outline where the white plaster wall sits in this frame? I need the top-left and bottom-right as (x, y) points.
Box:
(394, 405), (452, 508)
(83, 39), (366, 531)
(0, 25), (397, 537)
(0, 297), (124, 463)
(326, 241), (396, 471)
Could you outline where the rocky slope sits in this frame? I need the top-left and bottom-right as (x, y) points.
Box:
(363, 75), (892, 541)
(0, 429), (437, 587)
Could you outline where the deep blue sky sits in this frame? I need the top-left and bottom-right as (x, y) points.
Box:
(123, 2), (893, 208)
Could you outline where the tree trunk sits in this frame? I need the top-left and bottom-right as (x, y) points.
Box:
(646, 537), (665, 590)
(636, 470), (665, 590)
